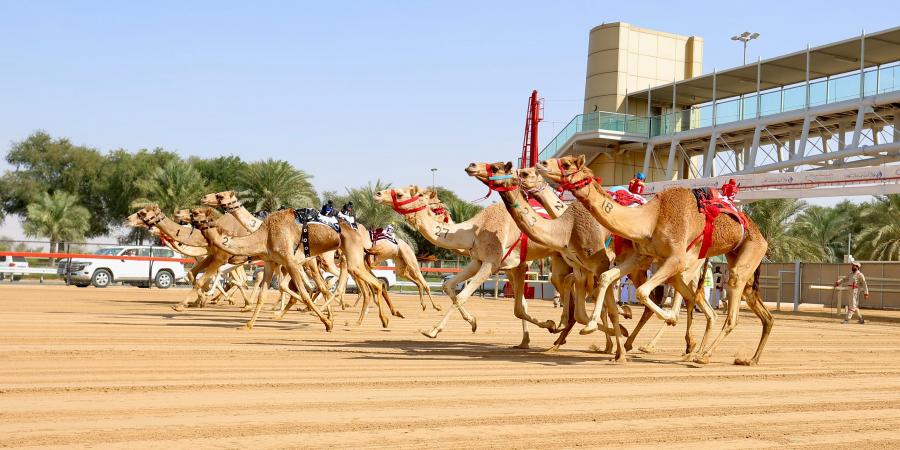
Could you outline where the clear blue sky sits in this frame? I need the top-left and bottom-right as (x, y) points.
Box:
(1, 1), (895, 238)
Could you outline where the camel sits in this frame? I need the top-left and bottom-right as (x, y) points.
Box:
(374, 185), (604, 350)
(365, 231), (441, 311)
(467, 162), (714, 361)
(539, 155), (773, 365)
(518, 165), (710, 356)
(125, 205), (254, 311)
(192, 207), (403, 331)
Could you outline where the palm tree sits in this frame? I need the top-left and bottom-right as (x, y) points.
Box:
(133, 160), (208, 215)
(795, 205), (849, 262)
(239, 159), (317, 211)
(23, 191), (90, 254)
(856, 195), (900, 261)
(744, 198), (824, 262)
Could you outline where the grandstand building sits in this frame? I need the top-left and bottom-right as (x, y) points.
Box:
(541, 23), (900, 199)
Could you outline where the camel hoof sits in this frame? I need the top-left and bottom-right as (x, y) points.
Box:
(613, 355), (628, 364)
(579, 322), (599, 336)
(734, 358), (756, 366)
(420, 328), (439, 339)
(588, 343), (609, 354)
(624, 342), (633, 352)
(513, 340), (530, 350)
(693, 354), (711, 365)
(618, 324), (630, 338)
(621, 305), (633, 319)
(239, 306), (252, 313)
(544, 345), (560, 353)
(393, 310), (405, 319)
(421, 304), (427, 311)
(432, 304), (442, 312)
(665, 316), (678, 326)
(543, 320), (557, 332)
(681, 352), (699, 362)
(324, 321), (333, 332)
(638, 345), (656, 354)
(172, 304), (186, 312)
(470, 317), (477, 333)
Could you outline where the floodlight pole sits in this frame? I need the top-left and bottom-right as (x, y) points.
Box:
(430, 168), (437, 191)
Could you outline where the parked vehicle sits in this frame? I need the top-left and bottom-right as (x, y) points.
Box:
(57, 246), (186, 288)
(0, 255), (29, 281)
(324, 259), (397, 293)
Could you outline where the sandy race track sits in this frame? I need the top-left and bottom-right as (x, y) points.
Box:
(3, 284), (900, 449)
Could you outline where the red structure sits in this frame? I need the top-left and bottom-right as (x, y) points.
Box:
(520, 90), (543, 168)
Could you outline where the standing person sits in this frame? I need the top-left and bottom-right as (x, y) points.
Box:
(712, 266), (724, 309)
(619, 275), (633, 306)
(835, 262), (869, 324)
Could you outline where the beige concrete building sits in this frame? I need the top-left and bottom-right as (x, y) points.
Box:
(584, 23), (703, 116)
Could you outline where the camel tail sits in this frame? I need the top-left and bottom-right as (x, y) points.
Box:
(752, 263), (762, 292)
(694, 258), (711, 299)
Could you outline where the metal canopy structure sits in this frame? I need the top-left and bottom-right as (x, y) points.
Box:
(627, 26), (900, 106)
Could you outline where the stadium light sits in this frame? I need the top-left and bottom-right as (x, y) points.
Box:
(731, 31), (760, 65)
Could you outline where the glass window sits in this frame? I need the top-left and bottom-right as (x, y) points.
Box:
(136, 248), (152, 257)
(95, 247), (123, 256)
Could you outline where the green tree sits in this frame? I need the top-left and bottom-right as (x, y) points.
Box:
(133, 160), (207, 214)
(744, 198), (823, 262)
(856, 195), (900, 261)
(22, 191), (91, 254)
(795, 205), (849, 262)
(0, 131), (108, 236)
(239, 159), (317, 211)
(190, 155), (248, 193)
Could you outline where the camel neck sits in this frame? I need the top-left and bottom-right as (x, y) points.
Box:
(155, 218), (210, 247)
(573, 183), (655, 242)
(163, 238), (207, 258)
(404, 209), (476, 251)
(227, 205), (263, 232)
(498, 189), (570, 250)
(527, 186), (567, 219)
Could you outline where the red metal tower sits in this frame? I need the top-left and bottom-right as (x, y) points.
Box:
(520, 90), (543, 168)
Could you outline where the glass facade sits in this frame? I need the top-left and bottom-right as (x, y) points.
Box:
(541, 63), (900, 159)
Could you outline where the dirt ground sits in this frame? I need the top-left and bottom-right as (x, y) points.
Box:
(3, 284), (900, 449)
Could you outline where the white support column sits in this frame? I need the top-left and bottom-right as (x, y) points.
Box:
(788, 132), (797, 168)
(666, 140), (678, 178)
(893, 109), (900, 150)
(704, 133), (718, 177)
(838, 120), (847, 150)
(642, 143), (654, 175)
(851, 105), (867, 148)
(798, 114), (811, 157)
(748, 124), (763, 171)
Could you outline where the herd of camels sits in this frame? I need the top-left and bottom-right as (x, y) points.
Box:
(126, 154), (773, 366)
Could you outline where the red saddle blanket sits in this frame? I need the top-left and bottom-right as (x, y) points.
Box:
(687, 188), (748, 258)
(608, 189), (646, 207)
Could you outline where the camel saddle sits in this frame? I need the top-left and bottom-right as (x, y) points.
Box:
(687, 188), (748, 258)
(370, 227), (397, 246)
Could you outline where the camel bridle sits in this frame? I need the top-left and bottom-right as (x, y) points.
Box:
(390, 190), (427, 215)
(556, 159), (599, 193)
(140, 210), (165, 227)
(220, 196), (242, 213)
(473, 164), (519, 202)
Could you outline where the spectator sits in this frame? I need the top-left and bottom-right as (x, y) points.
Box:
(835, 261), (869, 324)
(713, 266), (725, 309)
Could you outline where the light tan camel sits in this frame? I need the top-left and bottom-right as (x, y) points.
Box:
(126, 205), (254, 311)
(539, 155), (773, 365)
(374, 185), (590, 349)
(365, 233), (441, 311)
(193, 207), (403, 331)
(518, 166), (712, 356)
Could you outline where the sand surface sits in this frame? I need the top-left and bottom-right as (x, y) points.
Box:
(2, 284), (900, 449)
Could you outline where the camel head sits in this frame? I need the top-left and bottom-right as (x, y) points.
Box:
(465, 161), (518, 192)
(189, 207), (218, 230)
(200, 190), (239, 209)
(373, 185), (429, 215)
(518, 167), (549, 193)
(419, 188), (453, 223)
(173, 209), (192, 225)
(538, 155), (602, 195)
(126, 204), (164, 228)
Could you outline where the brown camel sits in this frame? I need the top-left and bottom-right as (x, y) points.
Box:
(374, 185), (592, 350)
(539, 155), (772, 365)
(468, 162), (714, 361)
(192, 207), (403, 331)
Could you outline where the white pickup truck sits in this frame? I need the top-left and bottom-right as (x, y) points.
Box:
(0, 255), (29, 281)
(57, 246), (187, 288)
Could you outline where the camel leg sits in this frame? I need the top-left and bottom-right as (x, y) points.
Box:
(423, 260), (491, 338)
(379, 282), (405, 319)
(282, 262), (333, 332)
(695, 252), (761, 364)
(633, 255), (689, 324)
(624, 280), (663, 352)
(672, 271), (716, 358)
(735, 280), (774, 366)
(581, 253), (649, 334)
(174, 257), (216, 311)
(546, 273), (576, 352)
(549, 256), (573, 333)
(508, 264), (556, 348)
(241, 265), (275, 330)
(603, 287), (626, 363)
